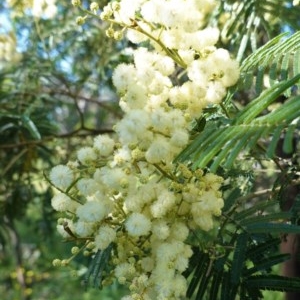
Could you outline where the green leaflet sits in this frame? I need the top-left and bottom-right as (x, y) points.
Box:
(21, 115), (42, 140)
(84, 243), (113, 289)
(245, 275), (300, 292)
(230, 233), (248, 285)
(239, 212), (293, 227)
(234, 74), (300, 125)
(186, 252), (210, 298)
(244, 254), (290, 277)
(246, 223), (300, 234)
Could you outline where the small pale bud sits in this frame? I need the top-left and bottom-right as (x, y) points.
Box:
(71, 246), (80, 254)
(112, 2), (121, 11)
(129, 283), (137, 291)
(72, 0), (81, 7)
(76, 16), (86, 26)
(100, 7), (113, 20)
(52, 259), (61, 267)
(139, 175), (148, 184)
(114, 31), (123, 41)
(118, 276), (126, 284)
(120, 178), (128, 189)
(106, 28), (115, 38)
(132, 293), (142, 300)
(90, 2), (99, 12)
(86, 241), (95, 249)
(57, 218), (65, 225)
(194, 169), (204, 179)
(128, 257), (136, 264)
(184, 113), (192, 122)
(61, 259), (69, 266)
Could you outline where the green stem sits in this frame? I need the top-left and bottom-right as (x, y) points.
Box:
(79, 7), (187, 69)
(153, 163), (176, 181)
(135, 25), (187, 68)
(220, 103), (231, 118)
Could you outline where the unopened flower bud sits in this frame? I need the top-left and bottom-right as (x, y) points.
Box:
(86, 241), (95, 249)
(76, 16), (86, 26)
(100, 7), (113, 20)
(132, 293), (142, 300)
(90, 2), (99, 12)
(118, 276), (126, 284)
(194, 169), (203, 179)
(184, 113), (192, 122)
(71, 246), (80, 254)
(72, 0), (81, 7)
(57, 218), (65, 225)
(114, 31), (123, 40)
(129, 283), (137, 291)
(111, 2), (120, 11)
(52, 259), (61, 267)
(132, 148), (144, 160)
(106, 28), (115, 38)
(61, 259), (69, 266)
(120, 178), (128, 188)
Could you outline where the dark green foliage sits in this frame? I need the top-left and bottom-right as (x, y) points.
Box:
(84, 244), (114, 289)
(185, 205), (300, 299)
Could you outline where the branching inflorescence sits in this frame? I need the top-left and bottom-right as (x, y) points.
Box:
(49, 1), (240, 299)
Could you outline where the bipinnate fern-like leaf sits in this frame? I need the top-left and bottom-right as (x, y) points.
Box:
(240, 31), (300, 94)
(177, 74), (300, 172)
(176, 31), (300, 172)
(217, 0), (300, 61)
(185, 192), (300, 299)
(186, 226), (300, 299)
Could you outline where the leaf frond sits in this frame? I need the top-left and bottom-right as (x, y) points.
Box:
(240, 31), (300, 94)
(217, 0), (300, 60)
(177, 76), (300, 171)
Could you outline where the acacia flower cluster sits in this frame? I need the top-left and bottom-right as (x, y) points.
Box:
(49, 0), (240, 299)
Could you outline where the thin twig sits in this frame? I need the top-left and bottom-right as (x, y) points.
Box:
(0, 128), (114, 149)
